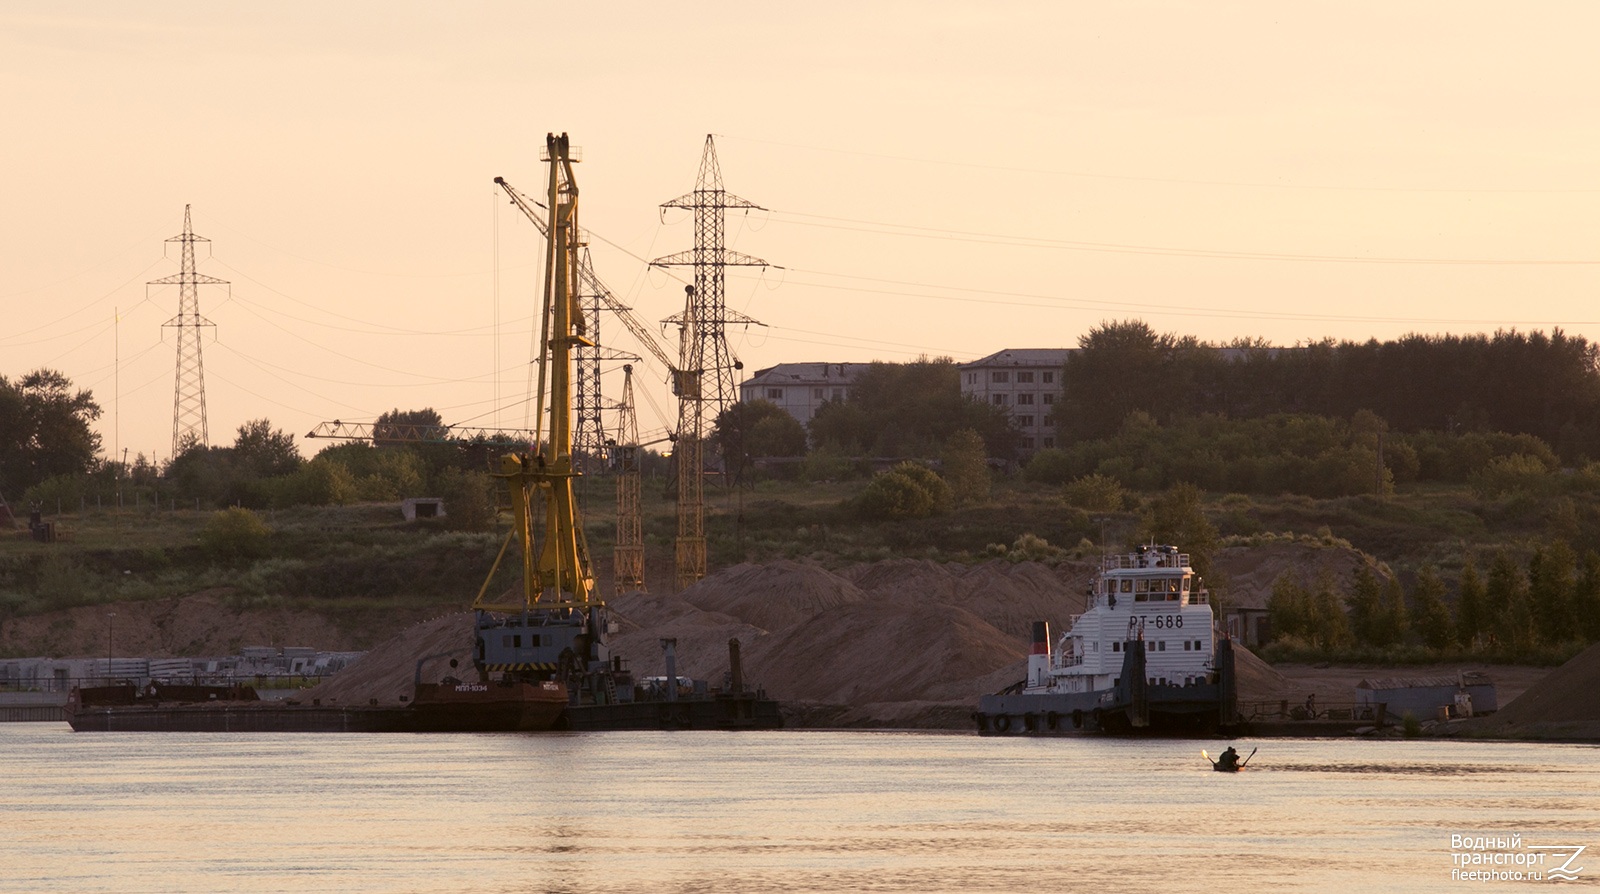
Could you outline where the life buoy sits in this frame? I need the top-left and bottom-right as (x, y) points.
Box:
(1046, 711), (1060, 731)
(1023, 713), (1038, 732)
(993, 713), (1012, 733)
(972, 712), (989, 732)
(1092, 707), (1104, 727)
(1072, 709), (1084, 729)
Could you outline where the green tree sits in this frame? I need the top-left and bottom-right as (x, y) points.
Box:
(1308, 569), (1352, 649)
(1410, 565), (1455, 650)
(434, 467), (494, 531)
(854, 462), (951, 519)
(1486, 551), (1534, 650)
(0, 369), (103, 498)
(807, 359), (1018, 458)
(1058, 320), (1182, 440)
(1527, 540), (1576, 644)
(1346, 565), (1383, 646)
(373, 407), (446, 443)
(1377, 575), (1409, 647)
(1267, 574), (1310, 642)
(232, 419), (303, 478)
(941, 428), (990, 505)
(1138, 482), (1218, 581)
(712, 400), (807, 483)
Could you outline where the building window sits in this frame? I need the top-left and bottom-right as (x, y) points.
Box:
(1017, 371), (1034, 383)
(1020, 437), (1034, 449)
(991, 371), (1009, 383)
(766, 388), (783, 399)
(1043, 437), (1055, 449)
(832, 388), (843, 400)
(1043, 371), (1055, 384)
(1042, 393), (1055, 405)
(1016, 393), (1034, 405)
(1017, 415), (1033, 427)
(813, 388), (824, 399)
(966, 373), (976, 385)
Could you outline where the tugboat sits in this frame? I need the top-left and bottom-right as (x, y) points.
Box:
(976, 545), (1237, 736)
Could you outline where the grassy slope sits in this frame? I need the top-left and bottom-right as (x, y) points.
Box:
(0, 473), (1585, 658)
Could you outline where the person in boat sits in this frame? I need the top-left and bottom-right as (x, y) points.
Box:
(1217, 746), (1240, 771)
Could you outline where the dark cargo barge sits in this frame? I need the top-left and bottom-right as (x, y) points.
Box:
(67, 684), (411, 732)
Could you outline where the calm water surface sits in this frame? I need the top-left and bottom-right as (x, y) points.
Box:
(4, 724), (1597, 893)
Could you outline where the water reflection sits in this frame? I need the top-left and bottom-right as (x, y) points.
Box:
(4, 726), (1598, 893)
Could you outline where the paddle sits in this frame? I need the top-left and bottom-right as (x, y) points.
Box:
(1240, 747), (1259, 767)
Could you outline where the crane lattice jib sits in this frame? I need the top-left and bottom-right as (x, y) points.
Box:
(493, 176), (686, 391)
(474, 135), (597, 613)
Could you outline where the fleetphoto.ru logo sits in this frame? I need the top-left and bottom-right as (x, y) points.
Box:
(1450, 834), (1586, 883)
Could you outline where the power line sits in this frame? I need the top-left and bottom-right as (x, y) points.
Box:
(718, 134), (1600, 194)
(765, 210), (1600, 266)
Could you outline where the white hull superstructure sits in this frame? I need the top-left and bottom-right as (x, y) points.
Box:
(978, 545), (1237, 735)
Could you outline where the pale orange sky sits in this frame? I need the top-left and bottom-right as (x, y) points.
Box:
(5, 3), (1600, 464)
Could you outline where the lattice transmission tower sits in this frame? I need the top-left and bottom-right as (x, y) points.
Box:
(652, 135), (769, 590)
(611, 364), (645, 594)
(572, 247), (607, 473)
(151, 205), (226, 457)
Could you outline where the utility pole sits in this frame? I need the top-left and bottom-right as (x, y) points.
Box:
(151, 206), (227, 457)
(652, 135), (770, 590)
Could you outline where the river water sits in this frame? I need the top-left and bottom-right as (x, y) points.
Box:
(5, 723), (1597, 893)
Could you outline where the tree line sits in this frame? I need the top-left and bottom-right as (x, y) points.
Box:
(1058, 320), (1600, 462)
(1268, 542), (1600, 662)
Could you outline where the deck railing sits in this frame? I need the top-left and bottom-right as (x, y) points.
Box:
(1240, 700), (1386, 723)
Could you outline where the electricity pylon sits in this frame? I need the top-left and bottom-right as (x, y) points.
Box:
(652, 135), (769, 590)
(151, 205), (227, 457)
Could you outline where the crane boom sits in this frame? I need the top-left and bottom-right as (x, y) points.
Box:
(304, 420), (539, 445)
(494, 176), (695, 396)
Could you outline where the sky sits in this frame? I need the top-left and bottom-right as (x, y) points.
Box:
(5, 2), (1600, 465)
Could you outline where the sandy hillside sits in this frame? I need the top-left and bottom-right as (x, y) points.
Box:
(1448, 643), (1600, 740)
(1211, 542), (1374, 609)
(282, 554), (1299, 725)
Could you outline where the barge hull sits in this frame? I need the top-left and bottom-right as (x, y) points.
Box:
(65, 703), (417, 733)
(566, 692), (783, 731)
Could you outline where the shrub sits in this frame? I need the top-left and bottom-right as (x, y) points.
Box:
(1023, 449), (1075, 485)
(1470, 454), (1556, 500)
(855, 462), (951, 519)
(199, 507), (273, 562)
(1063, 473), (1124, 512)
(434, 468), (495, 531)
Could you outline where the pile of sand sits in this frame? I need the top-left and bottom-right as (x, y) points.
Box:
(295, 612), (476, 707)
(1455, 643), (1600, 740)
(284, 549), (1354, 728)
(679, 560), (868, 631)
(1232, 643), (1291, 703)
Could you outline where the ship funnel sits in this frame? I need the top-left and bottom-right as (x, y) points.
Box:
(1028, 621), (1051, 689)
